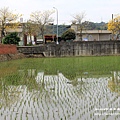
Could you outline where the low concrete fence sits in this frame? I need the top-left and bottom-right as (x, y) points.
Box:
(17, 41), (120, 57)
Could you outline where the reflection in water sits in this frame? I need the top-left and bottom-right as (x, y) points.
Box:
(0, 71), (120, 120)
(108, 71), (120, 94)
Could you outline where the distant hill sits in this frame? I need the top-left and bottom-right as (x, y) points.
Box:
(44, 22), (108, 37)
(87, 21), (107, 30)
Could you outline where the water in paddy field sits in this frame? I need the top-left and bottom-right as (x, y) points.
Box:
(0, 56), (120, 120)
(0, 57), (120, 120)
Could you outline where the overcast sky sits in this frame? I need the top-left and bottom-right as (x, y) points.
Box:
(0, 0), (120, 24)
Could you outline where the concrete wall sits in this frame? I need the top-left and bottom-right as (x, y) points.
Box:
(17, 41), (120, 57)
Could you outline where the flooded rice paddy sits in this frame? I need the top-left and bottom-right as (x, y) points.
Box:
(0, 57), (120, 120)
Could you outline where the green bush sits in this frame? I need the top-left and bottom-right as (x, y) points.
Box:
(2, 32), (20, 45)
(61, 28), (76, 41)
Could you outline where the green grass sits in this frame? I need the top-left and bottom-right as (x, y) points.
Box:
(0, 56), (120, 80)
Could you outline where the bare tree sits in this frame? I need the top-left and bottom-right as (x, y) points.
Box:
(22, 20), (38, 45)
(30, 10), (54, 43)
(72, 12), (86, 41)
(0, 7), (21, 43)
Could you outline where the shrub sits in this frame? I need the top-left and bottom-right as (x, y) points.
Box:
(2, 32), (20, 45)
(61, 28), (76, 41)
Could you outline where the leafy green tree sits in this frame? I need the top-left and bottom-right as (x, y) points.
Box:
(61, 28), (76, 41)
(2, 32), (20, 45)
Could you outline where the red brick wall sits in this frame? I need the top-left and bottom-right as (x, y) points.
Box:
(0, 44), (18, 54)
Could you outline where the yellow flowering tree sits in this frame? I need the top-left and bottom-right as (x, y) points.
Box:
(108, 15), (120, 40)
